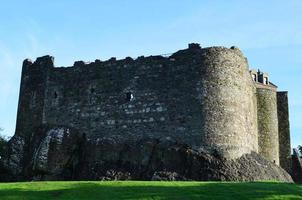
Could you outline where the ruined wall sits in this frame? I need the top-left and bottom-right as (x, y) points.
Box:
(257, 85), (279, 165)
(18, 45), (206, 152)
(198, 47), (258, 158)
(7, 56), (54, 174)
(277, 92), (291, 172)
(41, 50), (205, 148)
(15, 56), (54, 138)
(14, 44), (259, 161)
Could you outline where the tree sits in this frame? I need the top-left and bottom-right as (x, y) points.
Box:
(0, 128), (8, 159)
(298, 145), (302, 157)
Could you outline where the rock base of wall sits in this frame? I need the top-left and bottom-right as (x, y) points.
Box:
(1, 127), (292, 182)
(290, 149), (302, 183)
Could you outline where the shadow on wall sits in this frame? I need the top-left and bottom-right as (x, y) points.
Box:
(0, 182), (301, 200)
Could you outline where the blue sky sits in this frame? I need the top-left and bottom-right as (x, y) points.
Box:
(0, 0), (301, 148)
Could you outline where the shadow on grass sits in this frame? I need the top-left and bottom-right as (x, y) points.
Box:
(0, 182), (302, 200)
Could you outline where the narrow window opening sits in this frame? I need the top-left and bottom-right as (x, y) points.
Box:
(252, 74), (257, 82)
(90, 88), (95, 94)
(54, 92), (58, 99)
(264, 77), (269, 85)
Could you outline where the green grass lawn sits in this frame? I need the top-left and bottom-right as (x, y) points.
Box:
(0, 181), (301, 200)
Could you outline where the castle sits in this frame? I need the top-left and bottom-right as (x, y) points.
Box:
(3, 43), (293, 181)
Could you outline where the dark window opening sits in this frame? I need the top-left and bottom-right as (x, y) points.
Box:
(54, 92), (58, 99)
(264, 77), (269, 85)
(252, 74), (257, 82)
(90, 88), (95, 94)
(126, 92), (133, 102)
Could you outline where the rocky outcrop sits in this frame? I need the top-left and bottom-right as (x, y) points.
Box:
(78, 136), (292, 182)
(3, 135), (25, 175)
(1, 126), (85, 181)
(291, 149), (302, 183)
(30, 127), (85, 180)
(1, 126), (292, 182)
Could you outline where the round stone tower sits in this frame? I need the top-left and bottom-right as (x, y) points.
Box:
(199, 47), (258, 159)
(256, 80), (279, 165)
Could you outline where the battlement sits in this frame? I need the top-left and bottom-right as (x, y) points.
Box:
(23, 55), (54, 68)
(23, 44), (246, 73)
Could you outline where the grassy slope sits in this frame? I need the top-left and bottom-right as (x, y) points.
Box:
(0, 181), (301, 200)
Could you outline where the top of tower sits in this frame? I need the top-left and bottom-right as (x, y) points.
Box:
(188, 43), (202, 49)
(250, 69), (277, 89)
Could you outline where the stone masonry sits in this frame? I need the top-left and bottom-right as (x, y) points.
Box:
(1, 43), (293, 182)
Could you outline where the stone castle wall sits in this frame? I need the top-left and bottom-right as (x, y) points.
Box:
(15, 44), (260, 162)
(256, 85), (280, 165)
(15, 57), (53, 139)
(198, 47), (258, 158)
(4, 43), (294, 181)
(277, 92), (291, 172)
(12, 43), (292, 176)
